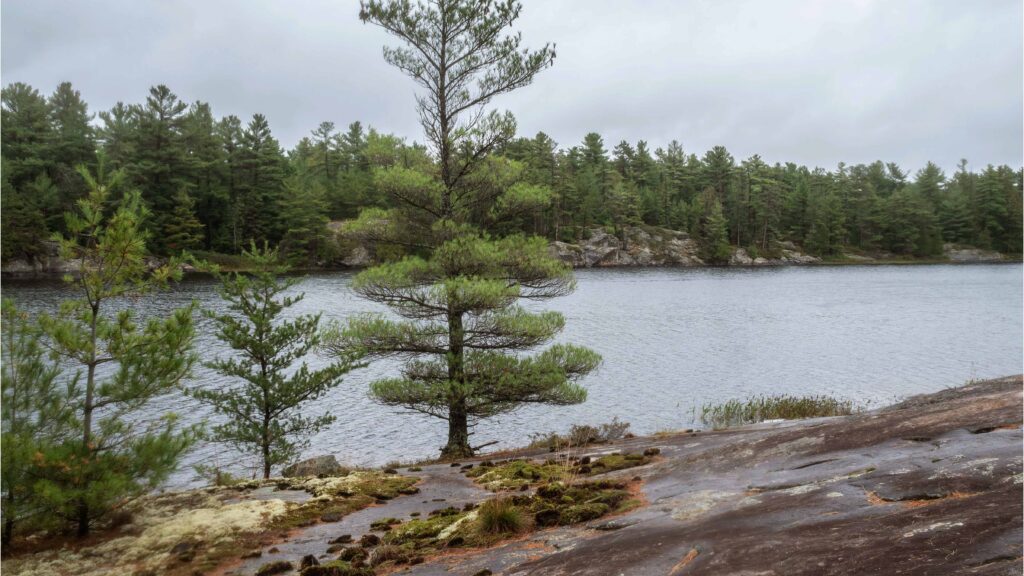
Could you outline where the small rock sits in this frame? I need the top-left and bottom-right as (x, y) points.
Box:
(282, 455), (345, 478)
(450, 462), (461, 467)
(268, 547), (280, 553)
(300, 554), (319, 569)
(328, 534), (353, 544)
(643, 447), (661, 456)
(320, 511), (344, 522)
(169, 541), (197, 563)
(359, 533), (380, 547)
(473, 570), (493, 576)
(383, 468), (398, 474)
(338, 546), (368, 562)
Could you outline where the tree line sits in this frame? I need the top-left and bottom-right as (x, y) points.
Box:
(3, 82), (1020, 268)
(1, 81), (430, 266)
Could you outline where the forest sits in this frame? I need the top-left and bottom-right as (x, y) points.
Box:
(3, 81), (1022, 268)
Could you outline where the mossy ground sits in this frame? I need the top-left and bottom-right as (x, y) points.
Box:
(1, 471), (417, 576)
(465, 452), (655, 491)
(356, 480), (640, 573)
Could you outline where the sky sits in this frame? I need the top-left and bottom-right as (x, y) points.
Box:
(3, 0), (1022, 173)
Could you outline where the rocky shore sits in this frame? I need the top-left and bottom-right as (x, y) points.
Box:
(4, 226), (1014, 278)
(4, 376), (1020, 576)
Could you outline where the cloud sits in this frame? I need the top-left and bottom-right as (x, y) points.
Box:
(3, 0), (1020, 172)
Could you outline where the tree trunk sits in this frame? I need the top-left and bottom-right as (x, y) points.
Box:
(262, 445), (271, 480)
(442, 401), (472, 458)
(2, 509), (14, 548)
(77, 305), (98, 538)
(442, 310), (472, 458)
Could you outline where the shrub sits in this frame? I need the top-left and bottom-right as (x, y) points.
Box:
(476, 498), (528, 535)
(528, 417), (631, 450)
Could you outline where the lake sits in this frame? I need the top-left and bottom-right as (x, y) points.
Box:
(4, 263), (1021, 488)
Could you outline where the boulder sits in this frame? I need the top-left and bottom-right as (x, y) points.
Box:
(729, 248), (754, 266)
(282, 455), (345, 478)
(943, 243), (1004, 262)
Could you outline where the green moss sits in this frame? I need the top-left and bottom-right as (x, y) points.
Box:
(369, 517), (402, 531)
(300, 560), (374, 576)
(560, 503), (610, 524)
(371, 480), (638, 565)
(255, 560), (293, 576)
(385, 513), (463, 545)
(467, 454), (652, 492)
(270, 494), (374, 531)
(589, 453), (653, 473)
(465, 459), (565, 490)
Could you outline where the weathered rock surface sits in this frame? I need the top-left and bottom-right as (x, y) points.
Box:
(550, 226), (704, 268)
(281, 455), (345, 478)
(549, 227), (824, 268)
(944, 243), (1007, 263)
(401, 376), (1023, 575)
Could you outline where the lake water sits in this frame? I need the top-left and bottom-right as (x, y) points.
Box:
(4, 263), (1021, 488)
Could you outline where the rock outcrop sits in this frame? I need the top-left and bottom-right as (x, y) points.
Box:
(549, 227), (704, 268)
(400, 376), (1023, 576)
(944, 243), (1007, 263)
(549, 227), (821, 268)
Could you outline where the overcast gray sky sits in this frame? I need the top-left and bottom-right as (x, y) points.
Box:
(3, 0), (1021, 173)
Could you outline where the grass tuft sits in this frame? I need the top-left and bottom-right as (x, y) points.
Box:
(699, 394), (857, 429)
(476, 498), (528, 535)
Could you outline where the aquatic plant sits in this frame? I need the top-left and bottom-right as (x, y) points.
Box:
(698, 394), (858, 429)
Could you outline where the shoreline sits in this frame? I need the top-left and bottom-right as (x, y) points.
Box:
(4, 375), (1020, 576)
(3, 254), (1019, 281)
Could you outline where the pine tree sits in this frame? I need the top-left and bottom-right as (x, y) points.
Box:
(1, 298), (66, 546)
(191, 245), (357, 479)
(130, 85), (190, 249)
(47, 82), (95, 216)
(326, 0), (600, 458)
(973, 165), (1009, 250)
(238, 114), (286, 244)
(280, 175), (331, 267)
(181, 102), (226, 249)
(698, 190), (731, 264)
(1, 82), (54, 189)
(163, 188), (205, 253)
(35, 158), (199, 537)
(1, 176), (51, 261)
(97, 102), (139, 171)
(217, 115), (245, 252)
(805, 187), (847, 256)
